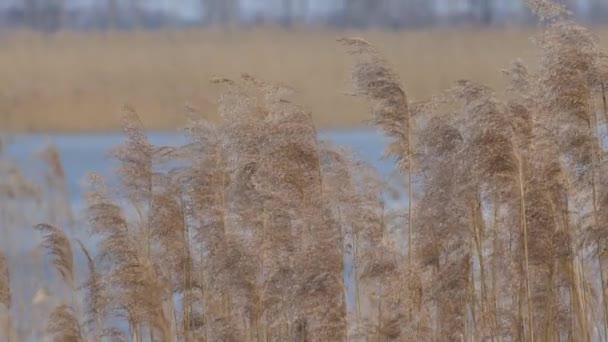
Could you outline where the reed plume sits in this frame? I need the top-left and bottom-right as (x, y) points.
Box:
(340, 37), (416, 268)
(186, 80), (257, 341)
(38, 143), (74, 226)
(46, 304), (83, 342)
(215, 74), (347, 340)
(112, 106), (153, 205)
(34, 224), (75, 290)
(85, 172), (172, 341)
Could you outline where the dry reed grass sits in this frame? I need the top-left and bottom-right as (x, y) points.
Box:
(2, 26), (607, 133)
(2, 0), (608, 340)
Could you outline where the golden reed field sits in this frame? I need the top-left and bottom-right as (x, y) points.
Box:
(2, 26), (606, 132)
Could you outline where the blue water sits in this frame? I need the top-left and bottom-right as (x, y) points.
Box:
(3, 130), (394, 205)
(2, 130), (395, 339)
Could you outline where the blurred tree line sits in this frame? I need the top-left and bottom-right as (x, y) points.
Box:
(0, 0), (606, 32)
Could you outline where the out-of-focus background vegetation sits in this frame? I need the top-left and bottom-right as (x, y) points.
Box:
(0, 0), (607, 132)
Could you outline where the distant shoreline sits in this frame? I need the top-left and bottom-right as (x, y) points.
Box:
(0, 27), (606, 133)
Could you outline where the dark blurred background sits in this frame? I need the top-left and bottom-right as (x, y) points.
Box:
(0, 0), (606, 32)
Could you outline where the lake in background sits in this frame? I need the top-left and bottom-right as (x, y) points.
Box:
(4, 130), (394, 206)
(1, 130), (397, 339)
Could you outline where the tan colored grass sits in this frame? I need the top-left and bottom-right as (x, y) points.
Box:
(4, 27), (607, 133)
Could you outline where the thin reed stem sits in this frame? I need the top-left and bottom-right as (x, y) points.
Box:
(407, 128), (414, 269)
(516, 153), (534, 342)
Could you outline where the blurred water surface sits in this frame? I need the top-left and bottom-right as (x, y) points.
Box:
(4, 130), (394, 205)
(1, 130), (399, 339)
